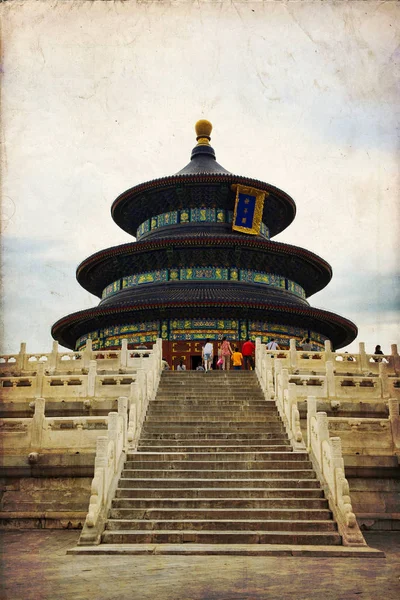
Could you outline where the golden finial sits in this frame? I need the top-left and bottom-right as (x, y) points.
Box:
(195, 119), (212, 146)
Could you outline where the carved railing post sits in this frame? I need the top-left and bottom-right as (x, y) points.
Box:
(108, 412), (120, 472)
(118, 396), (128, 448)
(127, 382), (138, 443)
(306, 396), (317, 453)
(17, 342), (26, 371)
(83, 339), (93, 370)
(288, 382), (304, 450)
(388, 398), (400, 453)
(255, 338), (262, 378)
(379, 361), (389, 398)
(324, 339), (333, 364)
(281, 368), (289, 401)
(31, 397), (45, 450)
(87, 360), (97, 397)
(156, 338), (163, 372)
(265, 354), (274, 398)
(120, 339), (128, 369)
(35, 363), (45, 397)
(325, 361), (335, 399)
(84, 435), (107, 533)
(315, 411), (329, 466)
(359, 342), (368, 373)
(390, 344), (400, 375)
(289, 339), (297, 370)
(331, 437), (356, 529)
(49, 340), (58, 373)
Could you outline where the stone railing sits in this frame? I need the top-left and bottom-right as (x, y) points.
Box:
(78, 398), (128, 545)
(0, 338), (163, 376)
(272, 361), (398, 403)
(255, 339), (400, 377)
(0, 397), (109, 452)
(389, 399), (400, 454)
(0, 339), (163, 406)
(76, 338), (163, 545)
(255, 340), (305, 451)
(307, 397), (367, 546)
(255, 338), (396, 545)
(277, 381), (305, 452)
(327, 399), (400, 457)
(0, 338), (163, 539)
(0, 368), (135, 402)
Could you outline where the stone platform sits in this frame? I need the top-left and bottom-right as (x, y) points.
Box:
(1, 531), (398, 600)
(68, 542), (383, 557)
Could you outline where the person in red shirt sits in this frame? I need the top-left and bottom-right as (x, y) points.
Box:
(241, 338), (255, 370)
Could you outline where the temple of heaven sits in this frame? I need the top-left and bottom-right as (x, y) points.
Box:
(52, 120), (357, 368)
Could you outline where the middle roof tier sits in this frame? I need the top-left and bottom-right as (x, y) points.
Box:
(76, 233), (332, 299)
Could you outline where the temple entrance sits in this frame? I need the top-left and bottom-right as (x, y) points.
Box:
(191, 355), (203, 370)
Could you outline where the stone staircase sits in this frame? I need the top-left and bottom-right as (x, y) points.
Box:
(101, 371), (342, 546)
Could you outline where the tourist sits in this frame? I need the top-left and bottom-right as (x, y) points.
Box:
(300, 337), (312, 351)
(231, 346), (243, 370)
(176, 359), (186, 371)
(266, 339), (280, 350)
(202, 339), (213, 372)
(220, 336), (233, 371)
(373, 345), (384, 362)
(162, 358), (170, 370)
(196, 364), (205, 371)
(242, 338), (255, 370)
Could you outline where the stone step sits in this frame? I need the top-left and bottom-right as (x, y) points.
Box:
(157, 388), (262, 392)
(147, 407), (276, 414)
(139, 433), (288, 441)
(117, 478), (321, 489)
(161, 372), (257, 377)
(144, 416), (281, 423)
(138, 440), (289, 448)
(142, 425), (285, 433)
(146, 408), (275, 416)
(120, 470), (317, 480)
(123, 460), (313, 470)
(149, 402), (272, 408)
(155, 392), (264, 398)
(159, 380), (257, 384)
(101, 530), (342, 545)
(157, 390), (264, 400)
(109, 506), (332, 519)
(126, 452), (306, 462)
(153, 399), (267, 404)
(111, 497), (329, 509)
(114, 488), (325, 499)
(137, 445), (292, 453)
(105, 518), (336, 532)
(158, 380), (260, 385)
(155, 392), (264, 396)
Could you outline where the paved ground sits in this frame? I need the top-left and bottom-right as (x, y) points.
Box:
(1, 530), (399, 600)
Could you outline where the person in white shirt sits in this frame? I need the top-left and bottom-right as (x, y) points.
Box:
(266, 339), (280, 350)
(202, 339), (213, 372)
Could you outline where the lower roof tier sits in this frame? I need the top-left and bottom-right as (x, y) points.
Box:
(76, 234), (333, 299)
(52, 284), (357, 350)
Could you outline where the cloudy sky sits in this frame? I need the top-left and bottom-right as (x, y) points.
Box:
(1, 0), (399, 355)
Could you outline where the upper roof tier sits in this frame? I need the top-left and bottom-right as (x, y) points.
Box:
(111, 120), (296, 238)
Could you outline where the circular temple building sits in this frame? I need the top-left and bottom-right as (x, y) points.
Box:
(52, 120), (357, 368)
